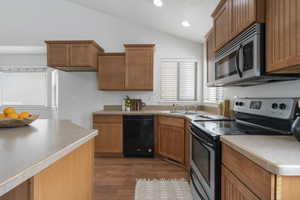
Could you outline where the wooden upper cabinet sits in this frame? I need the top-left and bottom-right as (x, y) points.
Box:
(266, 0), (300, 73)
(98, 53), (126, 90)
(230, 0), (265, 39)
(46, 43), (69, 67)
(124, 44), (154, 90)
(213, 1), (231, 51)
(212, 0), (265, 51)
(46, 40), (104, 72)
(206, 28), (215, 85)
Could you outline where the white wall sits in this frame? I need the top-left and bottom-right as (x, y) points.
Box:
(224, 80), (300, 103)
(0, 0), (203, 128)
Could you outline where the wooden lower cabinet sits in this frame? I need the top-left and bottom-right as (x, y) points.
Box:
(93, 115), (123, 155)
(0, 181), (30, 200)
(158, 116), (185, 164)
(0, 140), (94, 200)
(222, 166), (259, 200)
(222, 143), (300, 200)
(31, 140), (94, 200)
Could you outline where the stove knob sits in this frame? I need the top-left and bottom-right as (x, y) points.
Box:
(235, 102), (239, 106)
(279, 103), (286, 110)
(239, 102), (244, 106)
(272, 103), (278, 109)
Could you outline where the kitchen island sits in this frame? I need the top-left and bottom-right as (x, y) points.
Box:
(0, 119), (98, 200)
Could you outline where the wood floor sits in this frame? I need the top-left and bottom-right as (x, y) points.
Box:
(94, 157), (188, 200)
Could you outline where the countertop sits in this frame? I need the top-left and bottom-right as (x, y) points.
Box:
(221, 135), (300, 176)
(93, 110), (226, 121)
(0, 119), (98, 196)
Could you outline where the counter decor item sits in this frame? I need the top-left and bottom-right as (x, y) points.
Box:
(124, 96), (132, 112)
(0, 115), (39, 128)
(0, 107), (38, 128)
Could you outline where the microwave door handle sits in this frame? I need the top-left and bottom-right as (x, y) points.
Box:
(235, 45), (243, 78)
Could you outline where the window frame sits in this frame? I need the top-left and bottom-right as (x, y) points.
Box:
(0, 67), (58, 112)
(159, 58), (199, 103)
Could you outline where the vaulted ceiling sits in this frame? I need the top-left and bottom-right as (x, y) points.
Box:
(66, 0), (219, 42)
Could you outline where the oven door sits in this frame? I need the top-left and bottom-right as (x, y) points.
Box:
(190, 129), (216, 200)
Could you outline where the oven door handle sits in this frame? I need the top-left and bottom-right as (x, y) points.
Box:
(191, 170), (209, 200)
(189, 129), (214, 149)
(235, 44), (243, 78)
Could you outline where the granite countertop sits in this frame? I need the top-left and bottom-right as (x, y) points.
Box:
(221, 135), (300, 176)
(93, 110), (224, 121)
(0, 119), (98, 196)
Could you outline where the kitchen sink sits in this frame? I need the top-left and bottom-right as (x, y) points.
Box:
(169, 110), (200, 115)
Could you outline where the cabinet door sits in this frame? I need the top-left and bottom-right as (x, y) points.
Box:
(158, 125), (170, 158)
(69, 44), (92, 67)
(47, 44), (69, 67)
(125, 46), (154, 90)
(214, 1), (231, 51)
(93, 123), (123, 154)
(206, 29), (215, 85)
(158, 125), (185, 164)
(230, 0), (256, 37)
(222, 166), (259, 200)
(98, 54), (125, 90)
(266, 0), (300, 72)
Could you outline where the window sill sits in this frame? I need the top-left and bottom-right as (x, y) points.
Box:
(159, 100), (199, 105)
(0, 105), (57, 111)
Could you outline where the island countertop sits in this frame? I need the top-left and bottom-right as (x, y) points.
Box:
(0, 119), (98, 196)
(221, 135), (300, 176)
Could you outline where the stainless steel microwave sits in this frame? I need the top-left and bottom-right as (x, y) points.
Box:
(210, 23), (299, 87)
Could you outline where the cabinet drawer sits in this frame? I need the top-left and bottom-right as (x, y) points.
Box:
(222, 144), (275, 200)
(158, 116), (185, 128)
(93, 115), (122, 124)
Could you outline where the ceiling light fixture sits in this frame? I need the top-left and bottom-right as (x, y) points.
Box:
(153, 0), (163, 7)
(181, 20), (191, 27)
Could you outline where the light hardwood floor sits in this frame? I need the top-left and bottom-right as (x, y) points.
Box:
(94, 158), (188, 200)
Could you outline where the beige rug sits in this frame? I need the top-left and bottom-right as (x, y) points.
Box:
(135, 179), (193, 200)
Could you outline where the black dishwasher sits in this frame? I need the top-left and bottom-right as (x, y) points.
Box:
(123, 115), (154, 157)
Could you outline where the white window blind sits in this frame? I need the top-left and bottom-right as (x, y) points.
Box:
(160, 60), (197, 102)
(203, 87), (224, 104)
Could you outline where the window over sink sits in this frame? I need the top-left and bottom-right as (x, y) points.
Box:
(160, 59), (198, 102)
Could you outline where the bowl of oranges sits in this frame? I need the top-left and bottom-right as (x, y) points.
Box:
(0, 107), (39, 128)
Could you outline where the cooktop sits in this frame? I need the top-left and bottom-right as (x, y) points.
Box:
(192, 120), (292, 137)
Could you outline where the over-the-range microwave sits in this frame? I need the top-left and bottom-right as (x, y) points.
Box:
(208, 23), (300, 87)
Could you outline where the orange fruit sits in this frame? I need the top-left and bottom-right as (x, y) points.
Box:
(3, 107), (16, 116)
(6, 113), (19, 119)
(0, 113), (5, 118)
(19, 112), (31, 119)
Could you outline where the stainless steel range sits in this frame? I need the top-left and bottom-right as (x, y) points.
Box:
(189, 98), (299, 200)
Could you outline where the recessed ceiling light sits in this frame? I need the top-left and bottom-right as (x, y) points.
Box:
(153, 0), (163, 7)
(181, 20), (191, 27)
